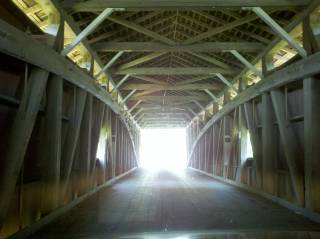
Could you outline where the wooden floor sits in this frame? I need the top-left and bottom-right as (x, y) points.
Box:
(28, 169), (320, 238)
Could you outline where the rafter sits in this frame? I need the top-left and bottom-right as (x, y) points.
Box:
(183, 13), (260, 44)
(117, 52), (166, 70)
(131, 75), (169, 85)
(188, 52), (232, 70)
(106, 15), (175, 45)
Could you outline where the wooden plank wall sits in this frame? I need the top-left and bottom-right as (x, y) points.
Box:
(187, 16), (320, 218)
(0, 42), (139, 239)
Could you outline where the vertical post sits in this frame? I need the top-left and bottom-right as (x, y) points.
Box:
(41, 74), (63, 212)
(228, 109), (239, 180)
(261, 93), (276, 194)
(60, 87), (87, 203)
(41, 17), (64, 213)
(90, 100), (105, 188)
(304, 77), (320, 210)
(215, 120), (223, 176)
(211, 123), (219, 175)
(303, 15), (320, 210)
(270, 89), (304, 206)
(236, 105), (246, 183)
(78, 95), (93, 193)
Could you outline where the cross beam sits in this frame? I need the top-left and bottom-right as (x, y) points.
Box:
(69, 0), (310, 12)
(121, 83), (222, 91)
(93, 42), (265, 52)
(132, 95), (209, 103)
(115, 67), (235, 75)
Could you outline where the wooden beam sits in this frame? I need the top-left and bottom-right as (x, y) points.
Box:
(0, 67), (49, 225)
(77, 95), (93, 193)
(89, 99), (105, 187)
(61, 88), (87, 199)
(133, 90), (160, 98)
(261, 93), (276, 194)
(129, 100), (142, 113)
(121, 89), (137, 103)
(121, 83), (221, 91)
(183, 14), (260, 44)
(142, 118), (186, 121)
(189, 52), (231, 70)
(132, 95), (209, 103)
(94, 42), (265, 52)
(304, 77), (320, 211)
(50, 0), (117, 90)
(106, 16), (175, 45)
(252, 7), (307, 58)
(187, 50), (320, 169)
(95, 51), (124, 78)
(270, 89), (303, 206)
(69, 0), (310, 11)
(230, 50), (263, 78)
(61, 8), (114, 56)
(0, 19), (120, 113)
(175, 75), (214, 85)
(140, 106), (188, 112)
(131, 75), (169, 85)
(143, 112), (189, 117)
(115, 67), (234, 75)
(41, 19), (64, 212)
(41, 74), (63, 212)
(117, 52), (166, 70)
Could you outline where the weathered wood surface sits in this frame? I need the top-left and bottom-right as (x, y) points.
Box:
(27, 169), (318, 238)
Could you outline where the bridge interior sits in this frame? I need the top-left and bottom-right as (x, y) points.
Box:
(0, 0), (320, 238)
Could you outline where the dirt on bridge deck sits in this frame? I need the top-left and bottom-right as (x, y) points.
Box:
(27, 169), (320, 238)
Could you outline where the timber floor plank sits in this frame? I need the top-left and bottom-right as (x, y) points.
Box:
(27, 169), (320, 238)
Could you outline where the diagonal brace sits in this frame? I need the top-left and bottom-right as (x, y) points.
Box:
(62, 8), (115, 56)
(252, 7), (307, 58)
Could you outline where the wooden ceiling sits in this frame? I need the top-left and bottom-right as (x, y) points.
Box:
(59, 0), (306, 127)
